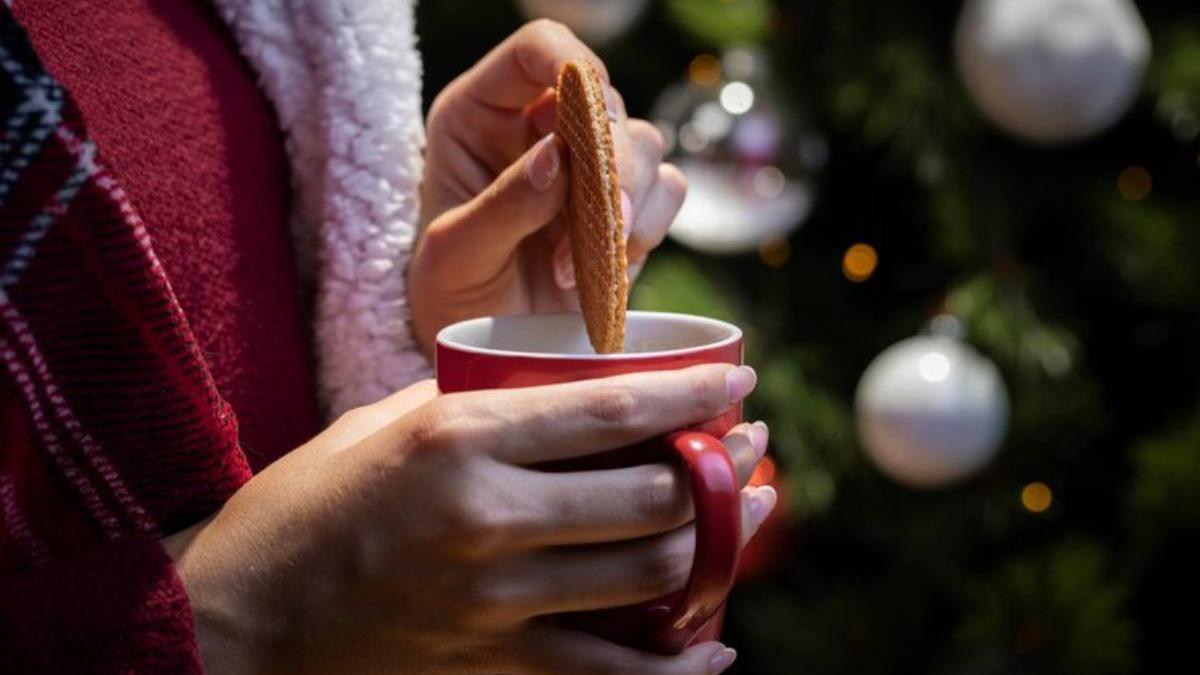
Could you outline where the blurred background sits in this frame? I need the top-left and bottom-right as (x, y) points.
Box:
(418, 1), (1200, 673)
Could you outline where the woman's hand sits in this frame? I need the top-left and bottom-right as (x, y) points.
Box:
(409, 20), (687, 354)
(164, 364), (772, 674)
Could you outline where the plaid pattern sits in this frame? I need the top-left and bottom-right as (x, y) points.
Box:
(0, 7), (262, 670)
(0, 6), (250, 566)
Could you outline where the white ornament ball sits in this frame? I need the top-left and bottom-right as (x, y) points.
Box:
(516, 0), (649, 45)
(667, 158), (815, 254)
(855, 336), (1009, 488)
(955, 0), (1151, 143)
(650, 49), (826, 254)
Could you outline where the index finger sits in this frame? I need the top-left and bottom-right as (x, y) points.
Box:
(439, 363), (757, 465)
(462, 18), (609, 109)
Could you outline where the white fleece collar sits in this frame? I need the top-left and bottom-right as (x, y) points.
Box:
(213, 0), (432, 419)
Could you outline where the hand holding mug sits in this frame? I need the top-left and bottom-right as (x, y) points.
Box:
(438, 311), (762, 654)
(164, 364), (772, 674)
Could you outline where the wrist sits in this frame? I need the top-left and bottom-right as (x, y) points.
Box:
(161, 518), (205, 562)
(162, 516), (262, 675)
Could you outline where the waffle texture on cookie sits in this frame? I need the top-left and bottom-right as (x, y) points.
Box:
(556, 59), (627, 353)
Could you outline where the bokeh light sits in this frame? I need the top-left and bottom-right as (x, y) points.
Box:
(842, 243), (878, 282)
(1021, 481), (1053, 513)
(752, 165), (786, 198)
(1117, 166), (1152, 201)
(759, 238), (791, 268)
(688, 53), (721, 88)
(719, 81), (755, 115)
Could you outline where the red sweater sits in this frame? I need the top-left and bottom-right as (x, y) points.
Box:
(2, 0), (321, 670)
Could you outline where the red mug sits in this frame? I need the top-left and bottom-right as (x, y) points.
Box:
(436, 310), (744, 655)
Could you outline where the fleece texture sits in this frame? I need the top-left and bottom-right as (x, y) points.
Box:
(213, 0), (431, 417)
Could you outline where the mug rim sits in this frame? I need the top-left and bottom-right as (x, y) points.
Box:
(436, 310), (743, 362)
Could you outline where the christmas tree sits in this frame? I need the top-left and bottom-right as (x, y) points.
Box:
(418, 1), (1200, 672)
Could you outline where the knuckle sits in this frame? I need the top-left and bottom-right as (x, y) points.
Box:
(414, 220), (454, 270)
(631, 120), (666, 158)
(524, 17), (574, 42)
(405, 400), (459, 453)
(660, 163), (688, 197)
(475, 176), (508, 212)
(423, 392), (516, 461)
(439, 493), (484, 537)
(333, 405), (380, 433)
(426, 90), (453, 131)
(543, 485), (585, 532)
(686, 372), (724, 417)
(585, 385), (642, 426)
(636, 537), (691, 597)
(633, 465), (691, 529)
(435, 468), (523, 559)
(439, 493), (504, 550)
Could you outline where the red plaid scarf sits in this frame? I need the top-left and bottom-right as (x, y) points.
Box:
(0, 3), (276, 667)
(1, 7), (251, 670)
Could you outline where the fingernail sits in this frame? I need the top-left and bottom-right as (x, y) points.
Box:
(749, 486), (777, 526)
(527, 134), (560, 191)
(750, 420), (769, 458)
(554, 238), (576, 289)
(709, 647), (737, 674)
(726, 365), (757, 402)
(620, 189), (633, 238)
(604, 86), (620, 122)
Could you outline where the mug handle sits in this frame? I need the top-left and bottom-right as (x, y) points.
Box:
(650, 429), (742, 652)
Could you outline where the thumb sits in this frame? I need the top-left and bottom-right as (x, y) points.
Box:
(425, 133), (568, 272)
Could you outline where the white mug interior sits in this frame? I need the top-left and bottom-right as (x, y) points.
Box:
(436, 311), (742, 359)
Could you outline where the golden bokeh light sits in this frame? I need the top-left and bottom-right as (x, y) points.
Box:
(688, 53), (721, 88)
(759, 238), (791, 268)
(1021, 481), (1053, 513)
(842, 243), (878, 282)
(1117, 166), (1152, 201)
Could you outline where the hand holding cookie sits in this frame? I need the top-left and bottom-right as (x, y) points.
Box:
(409, 20), (687, 354)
